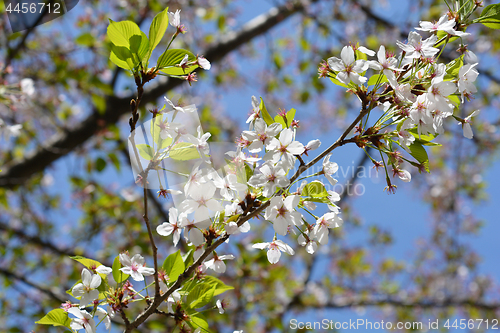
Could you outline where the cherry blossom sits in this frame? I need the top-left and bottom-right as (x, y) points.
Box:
(397, 31), (439, 59)
(119, 253), (155, 281)
(248, 162), (290, 197)
(459, 110), (480, 139)
(252, 239), (295, 264)
(458, 63), (479, 102)
(157, 208), (184, 246)
(180, 182), (223, 221)
(327, 46), (369, 85)
(72, 268), (101, 306)
(264, 128), (305, 168)
(312, 212), (343, 245)
(265, 195), (302, 235)
(321, 154), (339, 185)
(204, 254), (235, 273)
(68, 308), (96, 333)
(242, 118), (282, 153)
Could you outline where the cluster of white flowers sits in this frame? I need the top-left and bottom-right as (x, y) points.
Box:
(155, 93), (344, 266)
(321, 12), (480, 185)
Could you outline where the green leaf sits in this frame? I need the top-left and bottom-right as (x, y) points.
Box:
(408, 129), (441, 146)
(187, 283), (217, 308)
(107, 19), (142, 48)
(129, 32), (149, 65)
(367, 74), (388, 86)
(202, 275), (234, 296)
(169, 142), (200, 161)
(112, 255), (129, 283)
(136, 143), (155, 160)
(110, 44), (135, 70)
(148, 7), (169, 58)
(286, 108), (296, 127)
(162, 250), (185, 282)
(458, 0), (475, 19)
(35, 309), (71, 329)
(302, 181), (329, 197)
(182, 249), (194, 268)
(95, 157), (106, 172)
(408, 141), (429, 172)
(259, 97), (274, 126)
(474, 4), (500, 29)
(75, 32), (95, 47)
(158, 49), (197, 73)
(190, 313), (209, 331)
(446, 56), (464, 78)
(70, 256), (103, 271)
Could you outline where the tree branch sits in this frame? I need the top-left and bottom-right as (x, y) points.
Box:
(0, 0), (312, 188)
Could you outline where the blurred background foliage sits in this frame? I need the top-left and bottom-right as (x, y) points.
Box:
(0, 0), (500, 332)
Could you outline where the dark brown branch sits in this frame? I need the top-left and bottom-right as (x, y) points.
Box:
(0, 0), (311, 188)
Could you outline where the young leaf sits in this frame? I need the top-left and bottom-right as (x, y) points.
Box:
(367, 74), (388, 86)
(157, 49), (197, 72)
(190, 313), (210, 331)
(169, 142), (200, 161)
(35, 309), (71, 329)
(474, 4), (500, 29)
(70, 256), (103, 271)
(136, 143), (155, 160)
(408, 141), (429, 172)
(202, 275), (234, 296)
(259, 97), (274, 126)
(129, 32), (150, 65)
(187, 283), (217, 308)
(112, 255), (129, 283)
(109, 44), (135, 70)
(148, 7), (169, 58)
(107, 19), (142, 48)
(162, 250), (185, 282)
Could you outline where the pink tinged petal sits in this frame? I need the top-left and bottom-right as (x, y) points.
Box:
(358, 46), (375, 56)
(336, 71), (349, 84)
(213, 260), (226, 273)
(131, 254), (145, 266)
(327, 57), (344, 71)
(306, 242), (317, 254)
(68, 307), (84, 319)
(130, 270), (144, 281)
(267, 122), (282, 136)
(287, 141), (305, 155)
(206, 198), (223, 212)
(219, 254), (235, 260)
(189, 228), (205, 246)
(377, 45), (386, 63)
(198, 57), (211, 70)
(120, 267), (133, 275)
(239, 221), (251, 233)
(81, 268), (92, 285)
(119, 253), (132, 267)
(279, 128), (293, 146)
(463, 123), (473, 139)
(340, 46), (355, 65)
(96, 265), (112, 275)
(72, 283), (85, 297)
(267, 248), (281, 264)
(89, 274), (102, 289)
(273, 218), (289, 236)
(157, 222), (174, 236)
(275, 240), (295, 255)
(352, 60), (369, 73)
(252, 243), (269, 250)
(139, 267), (155, 276)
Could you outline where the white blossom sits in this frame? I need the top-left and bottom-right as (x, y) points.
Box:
(252, 239), (295, 264)
(72, 268), (101, 307)
(327, 46), (369, 85)
(119, 253), (155, 281)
